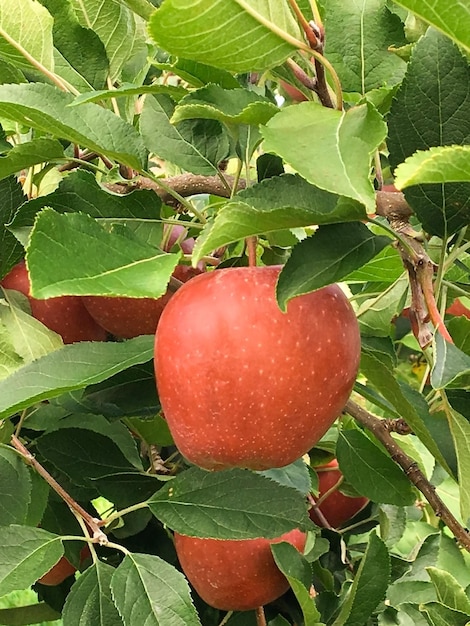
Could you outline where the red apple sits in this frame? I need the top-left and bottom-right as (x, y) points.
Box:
(1, 261), (107, 344)
(82, 224), (203, 338)
(154, 265), (360, 470)
(39, 545), (90, 586)
(279, 80), (308, 102)
(446, 298), (470, 319)
(174, 528), (306, 611)
(309, 460), (369, 528)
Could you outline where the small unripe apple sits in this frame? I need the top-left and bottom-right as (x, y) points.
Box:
(38, 545), (90, 586)
(309, 460), (369, 528)
(82, 224), (203, 338)
(1, 261), (107, 344)
(155, 266), (360, 470)
(174, 529), (306, 611)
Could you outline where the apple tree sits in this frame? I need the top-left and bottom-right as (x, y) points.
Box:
(0, 0), (470, 625)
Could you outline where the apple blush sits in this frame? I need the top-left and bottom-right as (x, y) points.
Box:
(310, 459), (369, 528)
(174, 528), (306, 611)
(155, 265), (360, 471)
(1, 260), (107, 344)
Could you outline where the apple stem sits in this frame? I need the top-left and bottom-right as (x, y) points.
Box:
(10, 434), (108, 545)
(345, 399), (470, 553)
(246, 236), (258, 267)
(307, 493), (334, 530)
(255, 606), (267, 626)
(217, 611), (233, 626)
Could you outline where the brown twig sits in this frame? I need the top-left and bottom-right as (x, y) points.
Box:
(375, 190), (452, 348)
(107, 173), (246, 206)
(255, 606), (267, 626)
(345, 399), (470, 553)
(10, 435), (108, 544)
(382, 418), (413, 435)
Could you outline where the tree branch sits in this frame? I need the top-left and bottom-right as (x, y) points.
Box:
(10, 435), (108, 544)
(345, 399), (470, 553)
(107, 173), (246, 207)
(375, 190), (452, 348)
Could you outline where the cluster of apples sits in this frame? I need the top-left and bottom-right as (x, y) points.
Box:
(2, 226), (364, 609)
(0, 224), (201, 342)
(153, 264), (362, 610)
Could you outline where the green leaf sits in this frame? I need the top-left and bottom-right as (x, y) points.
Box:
(0, 335), (154, 419)
(0, 83), (147, 170)
(345, 245), (403, 283)
(360, 349), (453, 475)
(378, 505), (407, 548)
(260, 459), (311, 495)
(262, 102), (386, 213)
(446, 408), (470, 525)
(36, 418), (142, 489)
(392, 0), (470, 53)
(0, 0), (54, 72)
(72, 0), (146, 81)
(27, 209), (179, 298)
(0, 446), (31, 525)
(323, 0), (407, 94)
(154, 58), (240, 90)
(41, 0), (109, 91)
(332, 533), (390, 626)
(192, 174), (366, 263)
(420, 602), (470, 626)
(24, 470), (49, 527)
(395, 146), (470, 189)
(62, 561), (124, 626)
(0, 602), (62, 625)
(271, 542), (323, 626)
(0, 176), (26, 279)
(357, 276), (408, 337)
(0, 138), (64, 182)
(172, 84), (278, 126)
(388, 30), (470, 237)
(70, 83), (188, 106)
(149, 0), (303, 73)
(110, 553), (201, 626)
(431, 334), (470, 389)
(10, 169), (162, 237)
(426, 567), (470, 615)
(276, 223), (390, 309)
(148, 467), (310, 539)
(121, 0), (155, 21)
(1, 288), (63, 370)
(0, 525), (64, 596)
(336, 429), (416, 506)
(140, 94), (230, 175)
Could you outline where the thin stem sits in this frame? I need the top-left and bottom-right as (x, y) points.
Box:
(308, 0), (324, 32)
(338, 515), (378, 535)
(14, 409), (28, 437)
(73, 511), (98, 564)
(288, 0), (319, 48)
(144, 171), (206, 223)
(106, 76), (121, 117)
(366, 217), (417, 259)
(103, 541), (131, 556)
(255, 606), (267, 626)
(10, 435), (107, 544)
(98, 501), (149, 527)
(285, 58), (317, 93)
(0, 27), (78, 95)
(345, 399), (470, 553)
(246, 237), (258, 267)
(218, 611), (234, 626)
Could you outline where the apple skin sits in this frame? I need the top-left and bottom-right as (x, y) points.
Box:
(82, 225), (203, 339)
(309, 460), (369, 528)
(446, 298), (470, 319)
(38, 546), (90, 586)
(1, 261), (107, 344)
(155, 265), (361, 470)
(174, 528), (306, 611)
